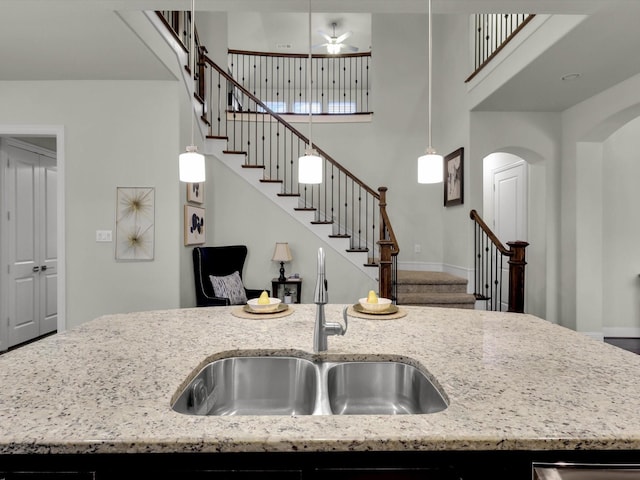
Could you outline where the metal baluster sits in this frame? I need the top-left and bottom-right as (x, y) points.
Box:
(321, 58), (325, 112)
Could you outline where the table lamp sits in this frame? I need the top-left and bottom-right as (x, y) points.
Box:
(272, 242), (293, 281)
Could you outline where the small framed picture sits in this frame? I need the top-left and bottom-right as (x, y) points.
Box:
(444, 147), (464, 207)
(187, 182), (203, 204)
(184, 205), (205, 245)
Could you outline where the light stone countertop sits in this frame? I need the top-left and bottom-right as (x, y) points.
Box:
(1, 304), (640, 455)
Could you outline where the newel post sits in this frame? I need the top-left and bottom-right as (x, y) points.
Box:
(507, 241), (529, 313)
(378, 187), (393, 300)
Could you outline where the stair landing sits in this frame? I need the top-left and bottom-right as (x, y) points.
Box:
(396, 271), (476, 309)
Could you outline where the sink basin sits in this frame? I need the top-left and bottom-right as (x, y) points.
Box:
(326, 361), (448, 415)
(172, 356), (448, 416)
(172, 356), (317, 415)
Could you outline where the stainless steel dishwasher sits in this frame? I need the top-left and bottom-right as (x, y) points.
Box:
(534, 462), (640, 479)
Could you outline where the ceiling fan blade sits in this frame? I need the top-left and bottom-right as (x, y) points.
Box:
(335, 31), (352, 44)
(318, 30), (332, 43)
(311, 43), (328, 49)
(342, 44), (359, 53)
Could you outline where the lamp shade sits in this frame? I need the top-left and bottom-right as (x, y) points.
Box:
(298, 151), (323, 184)
(179, 146), (205, 183)
(417, 151), (443, 184)
(272, 242), (293, 262)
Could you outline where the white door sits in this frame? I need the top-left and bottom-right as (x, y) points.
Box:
(4, 142), (57, 348)
(492, 160), (527, 310)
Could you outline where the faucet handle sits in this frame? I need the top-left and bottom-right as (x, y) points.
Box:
(323, 307), (349, 337)
(341, 305), (349, 335)
(342, 305), (349, 335)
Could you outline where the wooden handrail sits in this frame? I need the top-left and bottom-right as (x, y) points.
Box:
(469, 209), (511, 256)
(470, 209), (528, 313)
(229, 48), (371, 60)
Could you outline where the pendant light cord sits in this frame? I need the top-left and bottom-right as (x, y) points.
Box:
(428, 0), (433, 150)
(307, 0), (313, 151)
(190, 0), (195, 147)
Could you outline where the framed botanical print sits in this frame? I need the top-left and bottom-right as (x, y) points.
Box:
(187, 182), (203, 204)
(444, 148), (464, 207)
(184, 205), (205, 245)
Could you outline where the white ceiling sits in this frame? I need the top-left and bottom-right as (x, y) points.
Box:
(0, 0), (638, 111)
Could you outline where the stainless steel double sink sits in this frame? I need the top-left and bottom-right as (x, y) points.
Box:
(171, 356), (448, 416)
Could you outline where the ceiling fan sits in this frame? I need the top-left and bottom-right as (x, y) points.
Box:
(315, 22), (359, 54)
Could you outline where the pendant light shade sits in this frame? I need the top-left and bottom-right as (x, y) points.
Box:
(298, 0), (323, 185)
(179, 0), (206, 183)
(298, 149), (323, 184)
(179, 146), (206, 182)
(417, 149), (443, 184)
(418, 0), (443, 184)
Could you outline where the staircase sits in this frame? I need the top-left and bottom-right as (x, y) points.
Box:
(396, 271), (476, 309)
(153, 11), (399, 299)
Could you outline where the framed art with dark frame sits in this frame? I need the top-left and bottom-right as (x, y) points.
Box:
(444, 147), (464, 207)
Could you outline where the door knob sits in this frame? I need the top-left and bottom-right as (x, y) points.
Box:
(32, 266), (40, 272)
(41, 265), (47, 271)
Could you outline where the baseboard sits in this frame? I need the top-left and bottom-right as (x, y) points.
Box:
(602, 327), (640, 338)
(581, 331), (605, 342)
(397, 261), (442, 272)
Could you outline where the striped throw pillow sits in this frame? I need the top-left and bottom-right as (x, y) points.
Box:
(209, 271), (247, 305)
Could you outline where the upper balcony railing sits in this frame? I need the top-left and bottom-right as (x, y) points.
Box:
(465, 13), (535, 83)
(228, 49), (371, 116)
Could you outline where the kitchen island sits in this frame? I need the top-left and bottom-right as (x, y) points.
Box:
(1, 304), (639, 478)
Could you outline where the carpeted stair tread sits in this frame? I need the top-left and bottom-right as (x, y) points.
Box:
(396, 270), (476, 310)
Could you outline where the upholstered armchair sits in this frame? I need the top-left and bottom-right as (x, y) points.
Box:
(192, 245), (267, 307)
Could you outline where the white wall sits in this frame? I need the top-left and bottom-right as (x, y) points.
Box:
(562, 72), (640, 335)
(469, 111), (561, 323)
(436, 14), (473, 277)
(601, 117), (640, 336)
(0, 81), (181, 329)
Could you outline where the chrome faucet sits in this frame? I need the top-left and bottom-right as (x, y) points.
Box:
(313, 248), (348, 352)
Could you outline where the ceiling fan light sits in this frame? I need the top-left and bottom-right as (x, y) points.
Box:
(179, 146), (206, 182)
(298, 149), (323, 184)
(417, 150), (443, 184)
(327, 43), (341, 54)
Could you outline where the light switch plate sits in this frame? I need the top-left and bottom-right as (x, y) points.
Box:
(96, 230), (112, 242)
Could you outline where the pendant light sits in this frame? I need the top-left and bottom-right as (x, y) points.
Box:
(417, 0), (443, 184)
(179, 0), (206, 183)
(298, 0), (322, 184)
